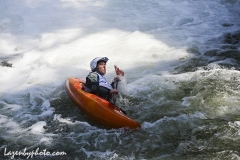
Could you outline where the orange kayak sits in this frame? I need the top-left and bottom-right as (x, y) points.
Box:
(65, 78), (141, 129)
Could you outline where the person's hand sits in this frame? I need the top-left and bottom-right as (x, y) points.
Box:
(113, 76), (121, 82)
(110, 89), (118, 94)
(114, 65), (124, 76)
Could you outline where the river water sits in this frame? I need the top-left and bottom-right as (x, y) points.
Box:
(0, 0), (240, 159)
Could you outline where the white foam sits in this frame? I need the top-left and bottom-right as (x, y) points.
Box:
(30, 121), (47, 134)
(1, 102), (22, 111)
(1, 0), (238, 97)
(54, 114), (74, 125)
(0, 115), (8, 125)
(1, 119), (21, 134)
(40, 137), (53, 146)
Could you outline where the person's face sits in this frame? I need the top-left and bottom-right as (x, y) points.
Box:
(97, 61), (106, 75)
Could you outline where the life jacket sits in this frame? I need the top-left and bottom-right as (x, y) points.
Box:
(97, 73), (113, 90)
(85, 72), (99, 90)
(85, 72), (113, 92)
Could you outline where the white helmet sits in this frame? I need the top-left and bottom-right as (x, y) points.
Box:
(90, 57), (109, 71)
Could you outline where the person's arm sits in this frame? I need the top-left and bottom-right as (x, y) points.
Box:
(90, 84), (98, 94)
(98, 87), (118, 98)
(111, 76), (121, 89)
(98, 86), (110, 95)
(110, 89), (118, 94)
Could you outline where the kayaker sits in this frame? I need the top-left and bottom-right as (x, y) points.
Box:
(85, 57), (119, 101)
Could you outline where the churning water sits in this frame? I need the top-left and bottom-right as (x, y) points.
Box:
(0, 0), (240, 159)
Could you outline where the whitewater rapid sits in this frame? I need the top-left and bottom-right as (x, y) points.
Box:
(0, 0), (240, 159)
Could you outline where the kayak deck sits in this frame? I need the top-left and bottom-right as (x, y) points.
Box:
(65, 78), (141, 129)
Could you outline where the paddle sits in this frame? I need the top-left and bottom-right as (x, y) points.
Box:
(114, 65), (124, 77)
(114, 65), (124, 90)
(113, 65), (126, 114)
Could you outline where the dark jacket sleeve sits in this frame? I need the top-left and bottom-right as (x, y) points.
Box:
(98, 86), (110, 97)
